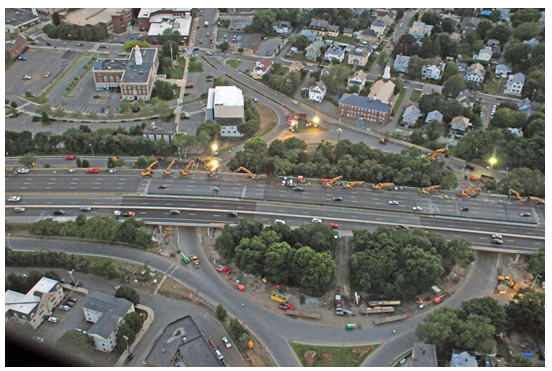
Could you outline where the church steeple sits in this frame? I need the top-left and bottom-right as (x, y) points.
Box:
(383, 63), (391, 81)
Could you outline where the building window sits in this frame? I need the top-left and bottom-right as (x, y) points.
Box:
(110, 76), (113, 82)
(104, 77), (108, 82)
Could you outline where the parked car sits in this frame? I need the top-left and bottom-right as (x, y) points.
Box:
(114, 210), (122, 216)
(8, 196), (21, 202)
(210, 187), (220, 191)
(214, 349), (224, 360)
(464, 164), (477, 171)
(274, 219), (286, 224)
(46, 42), (54, 46)
(216, 266), (231, 274)
(156, 156), (166, 161)
(96, 87), (103, 91)
(520, 212), (532, 217)
(492, 239), (504, 244)
(65, 301), (75, 307)
(279, 303), (294, 310)
(222, 337), (232, 348)
(460, 207), (470, 211)
(48, 317), (59, 323)
(158, 185), (168, 189)
(60, 279), (67, 284)
(299, 112), (307, 118)
(292, 100), (300, 105)
(492, 234), (503, 239)
(77, 43), (84, 46)
(18, 57), (27, 61)
(65, 155), (76, 160)
(59, 305), (71, 311)
(68, 297), (78, 303)
(86, 168), (100, 173)
(396, 225), (409, 229)
(44, 71), (51, 77)
(22, 75), (32, 80)
(293, 187), (304, 191)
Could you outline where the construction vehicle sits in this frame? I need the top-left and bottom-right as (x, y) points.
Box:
(426, 148), (449, 163)
(286, 311), (321, 319)
(434, 293), (449, 304)
(360, 306), (395, 315)
(270, 292), (288, 303)
(303, 140), (308, 147)
(111, 156), (119, 161)
(373, 183), (395, 190)
(321, 139), (335, 147)
(190, 254), (200, 268)
(203, 162), (218, 179)
(236, 166), (256, 180)
(528, 197), (545, 205)
(346, 323), (362, 330)
(176, 250), (190, 264)
(498, 276), (516, 288)
(495, 284), (508, 294)
(379, 136), (390, 144)
(162, 159), (177, 176)
(368, 300), (401, 307)
(180, 161), (195, 176)
(322, 176), (343, 187)
(457, 188), (482, 197)
(373, 313), (409, 325)
(343, 181), (365, 189)
(141, 160), (158, 176)
(231, 277), (245, 291)
(508, 189), (524, 201)
(418, 185), (441, 195)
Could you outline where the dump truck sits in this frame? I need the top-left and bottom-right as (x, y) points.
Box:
(360, 306), (395, 315)
(285, 311), (321, 319)
(373, 313), (409, 325)
(271, 292), (288, 303)
(176, 250), (190, 264)
(368, 300), (401, 307)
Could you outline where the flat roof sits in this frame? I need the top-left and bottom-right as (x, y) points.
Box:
(61, 8), (127, 27)
(213, 86), (244, 107)
(5, 37), (25, 52)
(138, 8), (192, 19)
(93, 47), (157, 84)
(148, 16), (191, 37)
(5, 8), (40, 28)
(229, 17), (253, 30)
(237, 33), (261, 50)
(143, 122), (177, 135)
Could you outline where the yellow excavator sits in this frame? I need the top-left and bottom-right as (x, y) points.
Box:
(457, 188), (482, 197)
(236, 166), (256, 180)
(425, 148), (449, 163)
(379, 136), (390, 144)
(180, 160), (195, 176)
(528, 197), (545, 205)
(373, 183), (394, 190)
(343, 181), (365, 188)
(419, 185), (441, 194)
(203, 162), (218, 179)
(508, 189), (524, 201)
(322, 176), (343, 187)
(141, 160), (158, 176)
(303, 140), (308, 147)
(162, 159), (177, 176)
(321, 139), (335, 147)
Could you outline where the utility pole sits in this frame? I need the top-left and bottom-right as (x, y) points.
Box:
(337, 128), (342, 143)
(89, 143), (95, 157)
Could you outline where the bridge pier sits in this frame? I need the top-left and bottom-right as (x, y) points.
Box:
(515, 253), (521, 263)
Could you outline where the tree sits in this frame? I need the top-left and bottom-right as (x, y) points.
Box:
(153, 80), (174, 100)
(406, 55), (424, 79)
(94, 24), (107, 41)
(395, 9), (404, 22)
(488, 9), (502, 23)
(410, 130), (425, 145)
(507, 356), (533, 367)
(393, 78), (404, 95)
(162, 40), (179, 58)
(216, 304), (228, 320)
(115, 323), (136, 348)
(238, 120), (260, 138)
(238, 47), (244, 53)
(57, 23), (79, 40)
(52, 106), (66, 118)
(394, 34), (420, 56)
(528, 249), (544, 279)
(441, 18), (455, 34)
(196, 120), (220, 141)
(293, 35), (309, 50)
(82, 27), (95, 41)
(442, 74), (466, 98)
(19, 153), (36, 168)
(115, 285), (140, 305)
(44, 270), (61, 281)
(43, 24), (58, 38)
(218, 41), (230, 53)
(507, 288), (545, 336)
(376, 50), (389, 70)
(419, 92), (445, 114)
(421, 11), (441, 25)
(247, 9), (277, 35)
(52, 11), (61, 26)
(320, 64), (350, 93)
(442, 62), (460, 83)
(10, 101), (18, 109)
(503, 40), (532, 72)
(425, 119), (444, 141)
(82, 159), (90, 167)
(459, 297), (509, 333)
(476, 19), (494, 39)
(510, 8), (542, 28)
(124, 312), (143, 334)
(489, 108), (527, 130)
(487, 24), (512, 46)
(513, 22), (541, 41)
(420, 37), (440, 58)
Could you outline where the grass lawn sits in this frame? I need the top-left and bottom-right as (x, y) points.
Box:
(188, 57), (204, 73)
(226, 59), (241, 69)
(328, 36), (355, 44)
(484, 80), (503, 95)
(409, 90), (422, 103)
(164, 57), (186, 79)
(409, 12), (419, 26)
(392, 88), (407, 116)
(291, 343), (380, 367)
(285, 53), (312, 64)
(171, 86), (181, 100)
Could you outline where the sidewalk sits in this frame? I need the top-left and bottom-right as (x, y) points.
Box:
(114, 304), (155, 366)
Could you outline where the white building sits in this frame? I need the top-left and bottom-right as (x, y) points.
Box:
(220, 125), (243, 137)
(324, 47), (345, 62)
(504, 73), (525, 96)
(309, 80), (327, 102)
(393, 55), (410, 73)
(402, 105), (421, 126)
(347, 70), (368, 90)
(464, 63), (485, 84)
(207, 86), (244, 120)
(273, 21), (292, 34)
(422, 58), (445, 80)
(473, 47), (492, 62)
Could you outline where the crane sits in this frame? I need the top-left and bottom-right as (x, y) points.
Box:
(322, 176), (342, 187)
(203, 162), (217, 179)
(419, 185), (441, 194)
(508, 189), (524, 201)
(457, 188), (482, 197)
(162, 160), (177, 176)
(373, 183), (394, 190)
(343, 181), (365, 188)
(180, 160), (195, 177)
(528, 197), (545, 205)
(141, 160), (158, 176)
(235, 166), (256, 180)
(426, 148), (449, 163)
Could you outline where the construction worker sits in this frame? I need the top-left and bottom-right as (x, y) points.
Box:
(393, 329), (396, 334)
(242, 303), (245, 307)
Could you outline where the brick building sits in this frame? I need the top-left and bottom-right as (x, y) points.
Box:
(58, 8), (132, 37)
(338, 94), (390, 125)
(5, 37), (27, 59)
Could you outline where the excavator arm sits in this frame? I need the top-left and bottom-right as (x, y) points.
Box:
(236, 166), (256, 179)
(322, 176), (342, 187)
(203, 162), (218, 179)
(162, 160), (177, 176)
(418, 185), (441, 194)
(428, 148), (449, 163)
(373, 183), (394, 190)
(457, 188), (482, 197)
(343, 181), (365, 188)
(180, 161), (195, 176)
(508, 189), (524, 201)
(141, 160), (159, 176)
(529, 197), (545, 205)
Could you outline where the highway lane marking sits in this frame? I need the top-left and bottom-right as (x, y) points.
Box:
(69, 187), (75, 189)
(527, 232), (534, 234)
(21, 187), (27, 189)
(474, 227), (481, 229)
(506, 240), (514, 242)
(118, 183), (125, 185)
(262, 218), (268, 220)
(454, 235), (461, 237)
(479, 237), (487, 239)
(375, 202), (382, 204)
(350, 196), (356, 198)
(534, 242), (542, 245)
(140, 212), (147, 214)
(448, 224), (455, 227)
(24, 183), (31, 185)
(213, 214), (220, 217)
(189, 213), (196, 216)
(45, 187), (51, 189)
(352, 201), (358, 203)
(70, 183), (77, 185)
(48, 183), (55, 185)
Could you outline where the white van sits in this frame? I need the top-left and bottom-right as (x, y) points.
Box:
(274, 219), (286, 224)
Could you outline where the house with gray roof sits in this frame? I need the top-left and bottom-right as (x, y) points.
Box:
(358, 28), (378, 43)
(504, 73), (525, 96)
(495, 64), (511, 76)
(402, 105), (421, 126)
(409, 343), (438, 367)
(326, 24), (340, 37)
(305, 40), (324, 61)
(370, 20), (387, 37)
(421, 83), (442, 96)
(83, 292), (134, 352)
(523, 38), (539, 47)
(473, 47), (492, 62)
(486, 39), (501, 53)
(450, 116), (472, 137)
(517, 98), (539, 116)
(338, 94), (390, 124)
(461, 17), (480, 31)
(425, 110), (443, 123)
(465, 63), (485, 84)
(394, 55), (410, 73)
(450, 349), (478, 367)
(325, 47), (345, 63)
(343, 28), (354, 37)
(348, 48), (370, 66)
(456, 89), (475, 107)
(456, 62), (467, 73)
(299, 29), (322, 42)
(497, 9), (510, 21)
(422, 58), (445, 80)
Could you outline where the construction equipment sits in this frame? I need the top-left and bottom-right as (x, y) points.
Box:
(508, 189), (524, 201)
(343, 181), (365, 188)
(379, 135), (390, 144)
(162, 160), (177, 176)
(322, 176), (342, 187)
(528, 197), (545, 205)
(373, 183), (395, 190)
(303, 140), (308, 147)
(111, 156), (119, 161)
(203, 162), (218, 179)
(368, 300), (401, 307)
(360, 306), (395, 315)
(176, 250), (190, 264)
(434, 293), (448, 304)
(271, 292), (288, 303)
(498, 276), (516, 288)
(141, 160), (158, 176)
(321, 139), (335, 147)
(286, 311), (321, 319)
(236, 166), (256, 180)
(346, 323), (362, 330)
(426, 148), (449, 163)
(457, 188), (482, 197)
(418, 185), (441, 195)
(180, 161), (195, 176)
(373, 313), (409, 325)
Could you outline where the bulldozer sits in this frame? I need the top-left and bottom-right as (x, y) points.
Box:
(419, 185), (441, 195)
(141, 160), (159, 176)
(236, 166), (257, 180)
(203, 162), (218, 179)
(457, 188), (482, 197)
(498, 276), (517, 290)
(373, 183), (395, 190)
(180, 160), (195, 177)
(528, 197), (545, 205)
(321, 139), (335, 147)
(162, 160), (177, 176)
(508, 189), (524, 201)
(379, 136), (390, 144)
(425, 148), (449, 163)
(343, 181), (365, 189)
(322, 176), (343, 187)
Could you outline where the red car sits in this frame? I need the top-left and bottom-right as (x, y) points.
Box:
(122, 212), (135, 217)
(216, 266), (231, 274)
(329, 223), (339, 229)
(209, 340), (218, 350)
(158, 185), (167, 189)
(156, 156), (166, 161)
(93, 95), (101, 98)
(396, 225), (409, 230)
(65, 155), (76, 160)
(68, 297), (78, 303)
(86, 168), (100, 173)
(279, 303), (294, 310)
(299, 112), (307, 118)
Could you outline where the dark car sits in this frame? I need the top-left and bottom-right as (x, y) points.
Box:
(80, 206), (92, 211)
(115, 108), (119, 113)
(125, 354), (134, 364)
(54, 210), (66, 215)
(170, 210), (180, 215)
(464, 164), (477, 171)
(206, 79), (213, 82)
(396, 225), (409, 229)
(293, 187), (304, 191)
(122, 212), (135, 217)
(100, 107), (105, 113)
(46, 42), (54, 46)
(65, 301), (75, 307)
(70, 282), (83, 287)
(158, 185), (167, 189)
(333, 197), (343, 201)
(228, 212), (238, 217)
(520, 212), (532, 217)
(77, 43), (84, 46)
(60, 278), (68, 284)
(460, 207), (470, 211)
(68, 297), (78, 303)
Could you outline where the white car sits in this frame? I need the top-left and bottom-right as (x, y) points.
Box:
(69, 169), (76, 173)
(222, 337), (232, 348)
(14, 207), (26, 212)
(17, 168), (30, 174)
(312, 218), (322, 223)
(8, 196), (21, 202)
(114, 210), (122, 216)
(412, 206), (423, 211)
(389, 200), (399, 205)
(115, 285), (121, 290)
(109, 169), (116, 173)
(274, 219), (286, 224)
(22, 75), (32, 80)
(76, 328), (87, 334)
(492, 234), (503, 239)
(59, 305), (71, 311)
(48, 317), (59, 323)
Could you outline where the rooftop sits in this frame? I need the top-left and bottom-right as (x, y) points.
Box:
(229, 17), (253, 30)
(148, 15), (191, 37)
(93, 47), (158, 84)
(6, 277), (59, 315)
(138, 8), (192, 19)
(60, 8), (127, 27)
(5, 37), (25, 52)
(5, 8), (40, 28)
(213, 86), (244, 107)
(339, 94), (390, 113)
(83, 292), (134, 339)
(411, 342), (438, 367)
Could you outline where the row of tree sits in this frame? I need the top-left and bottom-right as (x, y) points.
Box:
(228, 137), (459, 189)
(349, 227), (475, 299)
(215, 219), (338, 296)
(262, 63), (304, 97)
(43, 22), (106, 42)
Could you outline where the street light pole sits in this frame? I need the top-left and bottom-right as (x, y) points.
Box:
(178, 147), (182, 161)
(337, 128), (342, 143)
(89, 144), (95, 157)
(68, 269), (78, 286)
(7, 233), (12, 249)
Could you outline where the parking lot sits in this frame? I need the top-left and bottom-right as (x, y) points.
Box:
(255, 37), (284, 57)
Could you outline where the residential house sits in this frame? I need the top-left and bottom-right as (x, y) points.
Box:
(348, 48), (370, 67)
(422, 58), (445, 80)
(465, 63), (485, 84)
(456, 89), (475, 107)
(504, 73), (525, 96)
(449, 32), (462, 41)
(305, 40), (324, 61)
(409, 343), (438, 367)
(338, 94), (391, 124)
(402, 105), (421, 126)
(83, 292), (134, 352)
(300, 29), (323, 43)
(309, 80), (327, 102)
(450, 116), (472, 137)
(273, 21), (292, 34)
(347, 70), (368, 90)
(325, 47), (345, 63)
(516, 98), (539, 116)
(495, 64), (512, 77)
(326, 24), (340, 38)
(450, 350), (478, 367)
(343, 28), (354, 37)
(376, 10), (395, 26)
(461, 17), (480, 31)
(289, 61), (305, 73)
(409, 22), (433, 39)
(421, 84), (442, 96)
(142, 122), (177, 143)
(368, 65), (395, 104)
(508, 128), (524, 136)
(486, 39), (501, 53)
(456, 62), (467, 73)
(370, 20), (387, 37)
(523, 38), (539, 47)
(393, 55), (410, 73)
(5, 278), (64, 330)
(252, 58), (273, 79)
(473, 47), (492, 62)
(220, 122), (244, 137)
(497, 8), (510, 22)
(357, 29), (378, 44)
(425, 110), (443, 123)
(310, 18), (331, 35)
